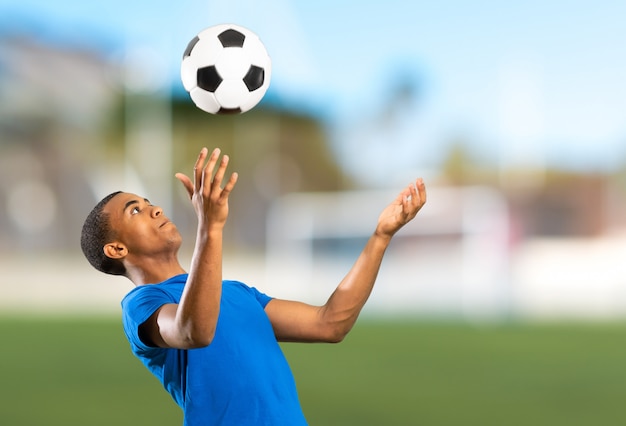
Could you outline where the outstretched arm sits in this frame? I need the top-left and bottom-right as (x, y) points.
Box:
(265, 179), (427, 343)
(141, 148), (238, 349)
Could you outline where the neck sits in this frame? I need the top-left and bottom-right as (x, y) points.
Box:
(125, 257), (186, 286)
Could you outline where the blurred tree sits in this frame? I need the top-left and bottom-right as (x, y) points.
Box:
(168, 98), (351, 247)
(440, 138), (483, 185)
(0, 34), (351, 252)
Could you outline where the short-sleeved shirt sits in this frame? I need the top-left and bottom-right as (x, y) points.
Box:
(121, 274), (308, 426)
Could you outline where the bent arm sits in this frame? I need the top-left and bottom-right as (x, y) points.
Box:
(142, 228), (224, 349)
(141, 148), (237, 349)
(266, 179), (426, 343)
(266, 232), (392, 343)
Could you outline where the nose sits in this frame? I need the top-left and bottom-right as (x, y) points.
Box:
(151, 205), (163, 218)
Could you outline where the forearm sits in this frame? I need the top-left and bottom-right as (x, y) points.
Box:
(266, 180), (425, 344)
(319, 232), (391, 338)
(175, 227), (224, 346)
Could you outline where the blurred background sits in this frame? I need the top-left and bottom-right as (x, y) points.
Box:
(1, 0), (626, 424)
(1, 0), (625, 318)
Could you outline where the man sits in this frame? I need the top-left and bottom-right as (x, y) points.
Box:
(81, 147), (427, 425)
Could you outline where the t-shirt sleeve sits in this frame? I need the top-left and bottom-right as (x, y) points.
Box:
(121, 286), (176, 356)
(227, 280), (273, 308)
(248, 285), (273, 308)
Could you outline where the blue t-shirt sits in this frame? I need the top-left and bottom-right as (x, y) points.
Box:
(121, 274), (308, 426)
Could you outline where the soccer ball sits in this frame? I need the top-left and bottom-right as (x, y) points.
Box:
(181, 24), (272, 114)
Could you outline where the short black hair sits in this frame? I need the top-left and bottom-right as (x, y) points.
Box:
(80, 191), (126, 276)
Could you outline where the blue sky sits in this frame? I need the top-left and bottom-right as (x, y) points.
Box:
(2, 0), (626, 179)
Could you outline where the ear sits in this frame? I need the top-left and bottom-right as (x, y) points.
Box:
(103, 242), (128, 260)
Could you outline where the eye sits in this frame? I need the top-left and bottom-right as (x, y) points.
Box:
(131, 206), (140, 215)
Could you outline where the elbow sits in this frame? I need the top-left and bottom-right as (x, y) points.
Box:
(324, 323), (352, 344)
(326, 334), (346, 344)
(175, 310), (220, 349)
(317, 309), (356, 343)
(181, 324), (215, 349)
(188, 334), (213, 349)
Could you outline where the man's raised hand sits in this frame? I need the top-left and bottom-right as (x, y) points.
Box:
(175, 147), (238, 229)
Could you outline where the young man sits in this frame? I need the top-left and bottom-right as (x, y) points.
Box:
(81, 147), (427, 425)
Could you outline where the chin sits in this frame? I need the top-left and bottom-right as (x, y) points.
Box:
(164, 226), (183, 245)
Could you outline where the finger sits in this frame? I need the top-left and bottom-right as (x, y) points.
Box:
(211, 154), (230, 192)
(175, 173), (194, 198)
(393, 188), (407, 205)
(416, 178), (427, 206)
(399, 182), (414, 204)
(202, 148), (221, 195)
(194, 147), (209, 192)
(401, 181), (422, 216)
(404, 184), (415, 212)
(220, 172), (238, 200)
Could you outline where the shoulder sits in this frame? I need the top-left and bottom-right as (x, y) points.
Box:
(223, 280), (273, 308)
(121, 275), (186, 325)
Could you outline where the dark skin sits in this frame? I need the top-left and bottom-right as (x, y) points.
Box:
(103, 147), (427, 349)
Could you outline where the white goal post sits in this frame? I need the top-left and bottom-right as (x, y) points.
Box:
(264, 186), (512, 318)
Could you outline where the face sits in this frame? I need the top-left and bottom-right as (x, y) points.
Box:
(103, 192), (182, 259)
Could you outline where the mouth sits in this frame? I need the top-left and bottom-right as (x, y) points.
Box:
(160, 220), (172, 228)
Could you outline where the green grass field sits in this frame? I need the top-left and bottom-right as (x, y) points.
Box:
(2, 317), (626, 425)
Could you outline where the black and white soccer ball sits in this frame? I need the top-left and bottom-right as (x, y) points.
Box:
(181, 24), (272, 114)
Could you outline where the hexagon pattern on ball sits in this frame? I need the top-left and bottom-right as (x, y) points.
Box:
(181, 24), (271, 114)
